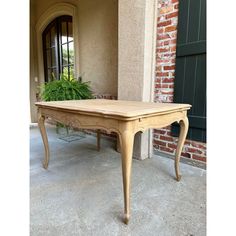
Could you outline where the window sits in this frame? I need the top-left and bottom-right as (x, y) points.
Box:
(42, 15), (74, 82)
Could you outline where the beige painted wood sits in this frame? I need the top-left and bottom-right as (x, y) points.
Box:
(175, 117), (189, 181)
(35, 99), (191, 224)
(38, 114), (50, 169)
(118, 127), (135, 224)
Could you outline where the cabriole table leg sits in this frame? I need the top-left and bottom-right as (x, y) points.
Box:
(175, 117), (189, 181)
(119, 130), (135, 224)
(38, 114), (50, 169)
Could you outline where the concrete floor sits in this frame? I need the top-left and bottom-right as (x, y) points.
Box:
(30, 125), (206, 236)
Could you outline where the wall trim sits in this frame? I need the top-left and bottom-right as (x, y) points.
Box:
(35, 2), (79, 84)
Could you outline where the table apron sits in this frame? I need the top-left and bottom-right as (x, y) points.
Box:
(133, 110), (187, 133)
(38, 107), (124, 135)
(39, 107), (187, 136)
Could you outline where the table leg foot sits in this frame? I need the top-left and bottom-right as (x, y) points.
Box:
(124, 214), (130, 224)
(176, 174), (182, 182)
(38, 114), (50, 169)
(175, 117), (189, 181)
(43, 161), (49, 170)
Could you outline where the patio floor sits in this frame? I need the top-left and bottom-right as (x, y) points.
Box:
(30, 125), (206, 236)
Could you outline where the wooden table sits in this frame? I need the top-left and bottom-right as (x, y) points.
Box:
(35, 99), (191, 224)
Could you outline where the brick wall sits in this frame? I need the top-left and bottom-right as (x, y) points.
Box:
(154, 0), (207, 163)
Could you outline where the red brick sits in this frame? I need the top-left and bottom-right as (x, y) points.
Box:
(167, 96), (173, 102)
(172, 0), (178, 3)
(170, 31), (177, 38)
(164, 65), (175, 70)
(166, 11), (178, 19)
(164, 40), (171, 46)
(160, 135), (174, 142)
(186, 147), (203, 154)
(174, 4), (179, 9)
(155, 84), (162, 89)
(163, 53), (176, 58)
(157, 20), (172, 27)
(160, 3), (166, 8)
(166, 131), (173, 136)
(157, 41), (164, 47)
(168, 84), (174, 88)
(181, 152), (191, 158)
(153, 129), (166, 135)
(157, 34), (171, 40)
(162, 78), (173, 83)
(191, 142), (206, 149)
(192, 154), (206, 162)
(157, 28), (164, 34)
(184, 140), (192, 145)
(160, 146), (174, 154)
(170, 46), (176, 52)
(168, 143), (177, 149)
(154, 140), (166, 147)
(165, 25), (177, 32)
(156, 65), (162, 71)
(157, 47), (170, 53)
(159, 5), (173, 14)
(156, 72), (169, 77)
(158, 84), (169, 88)
(157, 59), (171, 64)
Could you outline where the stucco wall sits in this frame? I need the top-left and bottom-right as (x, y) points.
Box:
(30, 0), (38, 122)
(78, 0), (118, 96)
(30, 0), (118, 121)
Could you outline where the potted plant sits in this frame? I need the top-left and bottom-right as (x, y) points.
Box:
(40, 74), (93, 137)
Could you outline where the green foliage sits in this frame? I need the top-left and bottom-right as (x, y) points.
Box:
(40, 75), (93, 102)
(60, 67), (74, 81)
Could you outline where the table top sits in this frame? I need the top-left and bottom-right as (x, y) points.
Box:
(35, 99), (191, 119)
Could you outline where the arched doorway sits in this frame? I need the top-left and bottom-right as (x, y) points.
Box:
(42, 15), (74, 81)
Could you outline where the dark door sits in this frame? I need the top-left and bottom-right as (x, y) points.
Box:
(172, 0), (206, 142)
(42, 15), (74, 82)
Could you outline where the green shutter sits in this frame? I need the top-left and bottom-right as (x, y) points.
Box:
(172, 0), (206, 142)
